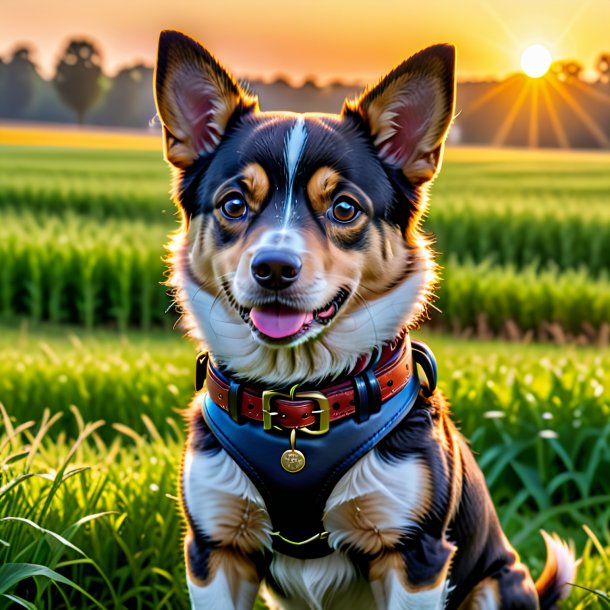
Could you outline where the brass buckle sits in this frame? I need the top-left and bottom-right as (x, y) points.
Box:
(262, 384), (330, 435)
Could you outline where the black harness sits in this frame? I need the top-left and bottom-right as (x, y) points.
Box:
(200, 340), (437, 559)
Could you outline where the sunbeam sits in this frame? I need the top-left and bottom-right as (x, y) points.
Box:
(540, 79), (570, 148)
(528, 81), (539, 147)
(569, 78), (610, 104)
(493, 79), (531, 146)
(547, 77), (610, 147)
(460, 78), (517, 116)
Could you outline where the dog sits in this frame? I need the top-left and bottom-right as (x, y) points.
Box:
(153, 30), (577, 610)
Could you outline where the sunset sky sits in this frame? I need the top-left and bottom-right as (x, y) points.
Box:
(2, 0), (609, 84)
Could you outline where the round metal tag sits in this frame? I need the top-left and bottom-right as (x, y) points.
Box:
(281, 449), (306, 473)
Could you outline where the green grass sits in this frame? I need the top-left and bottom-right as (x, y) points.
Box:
(2, 322), (610, 436)
(2, 324), (609, 547)
(1, 332), (609, 608)
(1, 407), (186, 609)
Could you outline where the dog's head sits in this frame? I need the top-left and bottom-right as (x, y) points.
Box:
(155, 30), (455, 385)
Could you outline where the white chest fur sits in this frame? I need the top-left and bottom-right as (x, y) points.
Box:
(182, 446), (435, 609)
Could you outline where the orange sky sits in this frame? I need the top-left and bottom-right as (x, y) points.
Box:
(2, 0), (609, 83)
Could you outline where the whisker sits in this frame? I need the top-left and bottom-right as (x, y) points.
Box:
(346, 288), (380, 346)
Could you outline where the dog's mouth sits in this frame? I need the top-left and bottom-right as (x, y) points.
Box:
(237, 288), (350, 343)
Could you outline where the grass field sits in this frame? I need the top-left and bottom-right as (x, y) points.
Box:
(1, 325), (609, 608)
(1, 127), (609, 607)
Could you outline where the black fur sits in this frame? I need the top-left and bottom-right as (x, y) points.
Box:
(172, 112), (416, 251)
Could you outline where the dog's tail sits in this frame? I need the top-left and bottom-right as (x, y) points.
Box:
(535, 530), (578, 609)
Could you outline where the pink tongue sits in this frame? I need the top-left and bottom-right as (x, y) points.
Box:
(250, 303), (314, 339)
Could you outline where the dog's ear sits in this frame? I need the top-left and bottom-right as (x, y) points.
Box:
(343, 44), (455, 185)
(154, 30), (258, 169)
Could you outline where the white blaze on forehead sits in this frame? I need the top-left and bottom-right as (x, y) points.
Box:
(282, 115), (308, 227)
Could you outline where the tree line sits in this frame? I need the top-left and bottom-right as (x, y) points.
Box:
(0, 39), (156, 127)
(1, 37), (609, 140)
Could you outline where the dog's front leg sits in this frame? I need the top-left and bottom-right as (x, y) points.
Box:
(182, 442), (271, 610)
(185, 529), (262, 610)
(369, 532), (456, 610)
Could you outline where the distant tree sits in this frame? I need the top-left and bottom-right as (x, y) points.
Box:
(272, 76), (291, 87)
(302, 76), (319, 89)
(91, 63), (155, 127)
(0, 58), (5, 115)
(0, 46), (39, 118)
(550, 60), (583, 82)
(596, 53), (610, 84)
(54, 39), (104, 124)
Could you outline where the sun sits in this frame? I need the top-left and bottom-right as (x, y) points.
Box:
(521, 44), (552, 78)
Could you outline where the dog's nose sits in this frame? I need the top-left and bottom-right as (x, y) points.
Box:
(251, 249), (302, 290)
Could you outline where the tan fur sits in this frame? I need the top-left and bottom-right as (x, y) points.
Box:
(215, 504), (268, 554)
(458, 577), (501, 609)
(241, 163), (270, 214)
(324, 494), (422, 556)
(306, 167), (342, 215)
(186, 543), (260, 588)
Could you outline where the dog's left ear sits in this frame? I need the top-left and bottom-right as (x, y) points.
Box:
(344, 44), (455, 185)
(154, 30), (258, 169)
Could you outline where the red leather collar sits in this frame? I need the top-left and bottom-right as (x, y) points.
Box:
(204, 338), (413, 431)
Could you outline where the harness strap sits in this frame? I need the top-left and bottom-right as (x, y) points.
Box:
(412, 340), (438, 394)
(202, 368), (422, 558)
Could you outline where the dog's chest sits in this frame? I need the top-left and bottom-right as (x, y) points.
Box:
(182, 443), (430, 601)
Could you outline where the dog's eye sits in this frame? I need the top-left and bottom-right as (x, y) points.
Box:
(220, 194), (248, 220)
(330, 197), (361, 223)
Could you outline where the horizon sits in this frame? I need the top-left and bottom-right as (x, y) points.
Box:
(2, 0), (610, 84)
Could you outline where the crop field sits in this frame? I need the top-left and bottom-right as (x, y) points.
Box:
(2, 146), (610, 340)
(0, 129), (609, 608)
(3, 211), (610, 334)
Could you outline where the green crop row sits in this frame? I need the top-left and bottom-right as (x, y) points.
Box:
(435, 147), (610, 201)
(3, 145), (610, 273)
(0, 147), (172, 219)
(428, 206), (610, 275)
(2, 213), (609, 335)
(3, 146), (610, 218)
(0, 213), (172, 330)
(437, 258), (610, 336)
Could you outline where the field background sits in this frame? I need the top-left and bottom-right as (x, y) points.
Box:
(1, 126), (609, 609)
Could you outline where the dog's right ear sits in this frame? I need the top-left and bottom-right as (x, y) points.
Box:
(154, 30), (258, 169)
